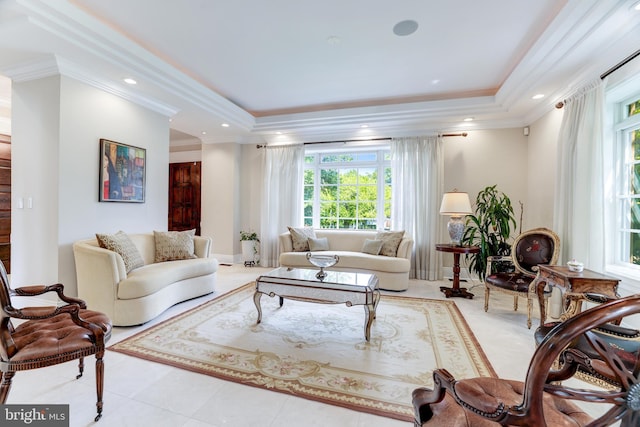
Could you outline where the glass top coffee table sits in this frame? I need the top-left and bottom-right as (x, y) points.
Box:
(254, 267), (380, 341)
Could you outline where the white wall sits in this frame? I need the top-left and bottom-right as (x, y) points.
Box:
(201, 142), (241, 263)
(12, 75), (169, 294)
(527, 109), (563, 229)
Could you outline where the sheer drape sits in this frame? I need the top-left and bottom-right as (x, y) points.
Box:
(553, 79), (605, 271)
(391, 136), (444, 280)
(260, 144), (305, 267)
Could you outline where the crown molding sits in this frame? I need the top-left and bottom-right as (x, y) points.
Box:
(15, 0), (255, 130)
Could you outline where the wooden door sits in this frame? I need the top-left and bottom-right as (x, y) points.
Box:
(0, 134), (9, 273)
(168, 162), (201, 235)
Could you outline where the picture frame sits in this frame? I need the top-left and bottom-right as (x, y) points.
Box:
(99, 139), (146, 203)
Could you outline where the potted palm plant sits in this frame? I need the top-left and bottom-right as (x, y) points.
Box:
(240, 231), (260, 266)
(460, 185), (517, 281)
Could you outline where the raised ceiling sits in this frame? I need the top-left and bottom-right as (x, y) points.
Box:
(0, 0), (639, 143)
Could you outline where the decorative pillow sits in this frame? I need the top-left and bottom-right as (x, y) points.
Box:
(154, 229), (197, 262)
(287, 226), (316, 252)
(376, 230), (405, 257)
(361, 239), (383, 255)
(308, 237), (329, 251)
(96, 231), (144, 273)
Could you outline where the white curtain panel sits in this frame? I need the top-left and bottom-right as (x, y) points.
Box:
(391, 136), (444, 280)
(553, 79), (605, 271)
(260, 144), (305, 267)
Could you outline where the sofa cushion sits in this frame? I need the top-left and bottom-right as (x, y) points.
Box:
(279, 251), (410, 274)
(117, 257), (217, 299)
(308, 237), (329, 251)
(288, 226), (316, 252)
(376, 230), (405, 257)
(96, 231), (144, 273)
(154, 229), (197, 262)
(361, 239), (383, 255)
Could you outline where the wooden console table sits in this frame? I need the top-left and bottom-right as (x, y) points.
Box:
(532, 265), (620, 327)
(436, 244), (480, 299)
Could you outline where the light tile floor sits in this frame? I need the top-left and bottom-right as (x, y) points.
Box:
(5, 264), (611, 426)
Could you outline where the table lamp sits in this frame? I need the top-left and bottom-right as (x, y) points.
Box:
(439, 190), (473, 245)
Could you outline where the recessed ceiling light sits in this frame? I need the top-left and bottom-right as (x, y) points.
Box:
(123, 78), (137, 85)
(393, 20), (419, 36)
(221, 123), (230, 128)
(327, 36), (341, 45)
(360, 124), (369, 128)
(431, 79), (440, 85)
(201, 131), (207, 135)
(632, 1), (640, 11)
(276, 131), (282, 135)
(532, 94), (545, 100)
(463, 117), (474, 122)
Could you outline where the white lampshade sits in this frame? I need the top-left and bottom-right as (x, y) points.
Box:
(439, 191), (472, 216)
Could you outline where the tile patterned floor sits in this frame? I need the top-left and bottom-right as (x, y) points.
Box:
(5, 264), (609, 426)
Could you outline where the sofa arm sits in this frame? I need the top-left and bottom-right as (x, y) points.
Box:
(279, 232), (294, 253)
(194, 236), (212, 258)
(72, 241), (126, 315)
(397, 236), (414, 260)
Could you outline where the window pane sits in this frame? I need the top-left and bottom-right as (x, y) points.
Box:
(304, 148), (390, 229)
(631, 232), (640, 265)
(628, 99), (640, 118)
(320, 169), (338, 184)
(304, 169), (314, 185)
(304, 155), (315, 164)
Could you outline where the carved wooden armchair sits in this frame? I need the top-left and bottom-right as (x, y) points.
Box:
(534, 292), (640, 390)
(484, 227), (560, 328)
(412, 294), (640, 426)
(0, 261), (112, 422)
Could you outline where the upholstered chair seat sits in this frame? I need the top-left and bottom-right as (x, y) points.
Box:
(414, 377), (591, 426)
(0, 261), (112, 422)
(413, 295), (640, 427)
(484, 227), (560, 329)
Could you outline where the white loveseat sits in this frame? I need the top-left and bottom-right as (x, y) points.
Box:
(73, 232), (218, 326)
(279, 229), (413, 291)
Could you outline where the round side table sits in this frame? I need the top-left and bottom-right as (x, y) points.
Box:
(435, 244), (480, 299)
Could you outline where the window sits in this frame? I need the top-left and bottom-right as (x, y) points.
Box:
(303, 148), (391, 229)
(614, 96), (640, 268)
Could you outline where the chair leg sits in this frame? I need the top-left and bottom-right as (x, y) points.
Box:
(76, 357), (85, 379)
(484, 287), (490, 312)
(513, 295), (519, 311)
(527, 297), (533, 329)
(0, 370), (15, 403)
(95, 352), (105, 422)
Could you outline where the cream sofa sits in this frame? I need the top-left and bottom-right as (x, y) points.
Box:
(73, 233), (218, 326)
(279, 229), (413, 291)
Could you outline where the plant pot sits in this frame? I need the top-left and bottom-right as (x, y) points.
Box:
(241, 240), (257, 265)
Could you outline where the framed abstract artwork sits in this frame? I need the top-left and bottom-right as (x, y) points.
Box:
(99, 139), (146, 202)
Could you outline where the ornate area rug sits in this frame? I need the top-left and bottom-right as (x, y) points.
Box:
(110, 283), (495, 421)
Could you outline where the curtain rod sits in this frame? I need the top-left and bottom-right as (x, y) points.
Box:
(256, 133), (467, 148)
(556, 49), (640, 109)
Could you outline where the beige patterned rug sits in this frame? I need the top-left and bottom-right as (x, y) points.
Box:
(110, 283), (495, 421)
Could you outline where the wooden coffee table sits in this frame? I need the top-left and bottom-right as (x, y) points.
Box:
(254, 267), (380, 341)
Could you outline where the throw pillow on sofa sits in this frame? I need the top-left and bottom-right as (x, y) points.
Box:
(154, 229), (198, 262)
(96, 230), (145, 273)
(308, 236), (329, 251)
(376, 230), (405, 257)
(361, 239), (384, 255)
(287, 226), (316, 252)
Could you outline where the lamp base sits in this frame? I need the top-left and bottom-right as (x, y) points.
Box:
(447, 216), (465, 246)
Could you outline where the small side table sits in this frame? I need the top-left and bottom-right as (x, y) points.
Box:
(436, 244), (480, 299)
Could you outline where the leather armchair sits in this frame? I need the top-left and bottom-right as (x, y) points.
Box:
(484, 227), (560, 328)
(413, 295), (640, 426)
(0, 261), (112, 422)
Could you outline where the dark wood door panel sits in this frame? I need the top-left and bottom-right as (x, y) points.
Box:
(168, 162), (201, 235)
